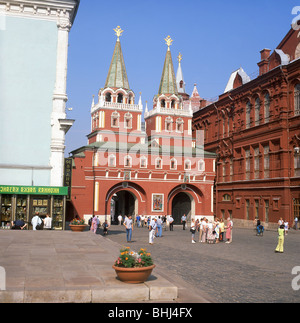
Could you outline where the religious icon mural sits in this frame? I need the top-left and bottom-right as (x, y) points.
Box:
(152, 194), (164, 212)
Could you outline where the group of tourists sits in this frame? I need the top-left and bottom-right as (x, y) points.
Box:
(89, 212), (297, 254)
(190, 217), (233, 244)
(10, 212), (52, 230)
(89, 215), (110, 235)
(117, 214), (174, 230)
(114, 213), (234, 245)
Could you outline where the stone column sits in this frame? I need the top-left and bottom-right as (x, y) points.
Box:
(50, 11), (72, 187)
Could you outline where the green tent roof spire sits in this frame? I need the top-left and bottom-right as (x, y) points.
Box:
(158, 36), (178, 95)
(104, 26), (130, 90)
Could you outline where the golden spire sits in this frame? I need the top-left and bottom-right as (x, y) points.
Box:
(178, 53), (183, 63)
(114, 26), (124, 41)
(164, 35), (173, 49)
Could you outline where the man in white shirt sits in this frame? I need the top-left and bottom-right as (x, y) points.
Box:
(43, 214), (52, 230)
(123, 215), (133, 242)
(31, 213), (42, 231)
(199, 218), (206, 242)
(156, 216), (162, 237)
(169, 216), (174, 231)
(149, 217), (157, 244)
(118, 214), (122, 225)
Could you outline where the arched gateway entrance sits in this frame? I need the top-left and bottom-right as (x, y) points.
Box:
(111, 190), (137, 224)
(172, 192), (192, 224)
(168, 184), (202, 225)
(106, 182), (146, 224)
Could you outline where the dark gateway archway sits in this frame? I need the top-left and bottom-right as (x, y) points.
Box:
(172, 192), (192, 224)
(111, 190), (136, 224)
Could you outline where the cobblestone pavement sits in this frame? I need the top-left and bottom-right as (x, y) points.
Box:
(104, 224), (300, 303)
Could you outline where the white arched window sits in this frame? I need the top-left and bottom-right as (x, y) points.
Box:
(184, 160), (191, 170)
(140, 156), (147, 168)
(111, 111), (120, 128)
(176, 118), (184, 133)
(105, 92), (112, 102)
(165, 116), (173, 132)
(117, 93), (124, 103)
(108, 154), (116, 167)
(124, 112), (133, 129)
(124, 155), (132, 168)
(155, 157), (162, 169)
(198, 159), (205, 172)
(170, 158), (177, 170)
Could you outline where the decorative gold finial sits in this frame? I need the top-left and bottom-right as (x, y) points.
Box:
(178, 53), (183, 63)
(114, 26), (124, 41)
(164, 35), (173, 48)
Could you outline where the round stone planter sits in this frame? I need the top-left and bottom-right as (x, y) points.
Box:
(112, 264), (156, 284)
(69, 225), (86, 232)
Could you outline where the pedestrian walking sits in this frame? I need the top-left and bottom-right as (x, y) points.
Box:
(149, 217), (157, 244)
(162, 215), (167, 231)
(225, 217), (233, 243)
(118, 214), (122, 225)
(91, 215), (98, 234)
(165, 215), (170, 231)
(214, 218), (220, 243)
(123, 215), (133, 242)
(198, 218), (203, 242)
(284, 220), (289, 236)
(156, 216), (162, 237)
(181, 214), (187, 230)
(43, 214), (52, 230)
(88, 216), (93, 229)
(275, 224), (285, 253)
(136, 214), (141, 228)
(102, 220), (110, 236)
(294, 216), (298, 230)
(169, 215), (174, 231)
(147, 216), (150, 228)
(219, 218), (225, 242)
(190, 219), (196, 243)
(32, 212), (43, 231)
(207, 221), (215, 244)
(141, 215), (144, 227)
(201, 218), (208, 243)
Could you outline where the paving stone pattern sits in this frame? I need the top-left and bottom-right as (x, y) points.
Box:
(106, 224), (300, 303)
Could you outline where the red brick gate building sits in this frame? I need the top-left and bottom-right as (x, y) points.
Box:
(69, 28), (216, 224)
(193, 26), (300, 228)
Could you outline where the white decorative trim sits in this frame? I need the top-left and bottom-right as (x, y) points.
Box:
(0, 0), (77, 27)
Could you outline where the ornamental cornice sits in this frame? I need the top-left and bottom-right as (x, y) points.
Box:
(0, 0), (77, 30)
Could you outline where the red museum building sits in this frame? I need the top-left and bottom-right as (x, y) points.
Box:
(193, 26), (300, 228)
(69, 28), (216, 224)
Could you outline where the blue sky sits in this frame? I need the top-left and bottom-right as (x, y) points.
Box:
(65, 0), (299, 155)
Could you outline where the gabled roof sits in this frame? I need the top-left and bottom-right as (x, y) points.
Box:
(224, 67), (251, 93)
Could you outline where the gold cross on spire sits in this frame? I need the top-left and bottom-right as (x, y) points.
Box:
(178, 53), (183, 63)
(114, 26), (124, 41)
(164, 35), (173, 48)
